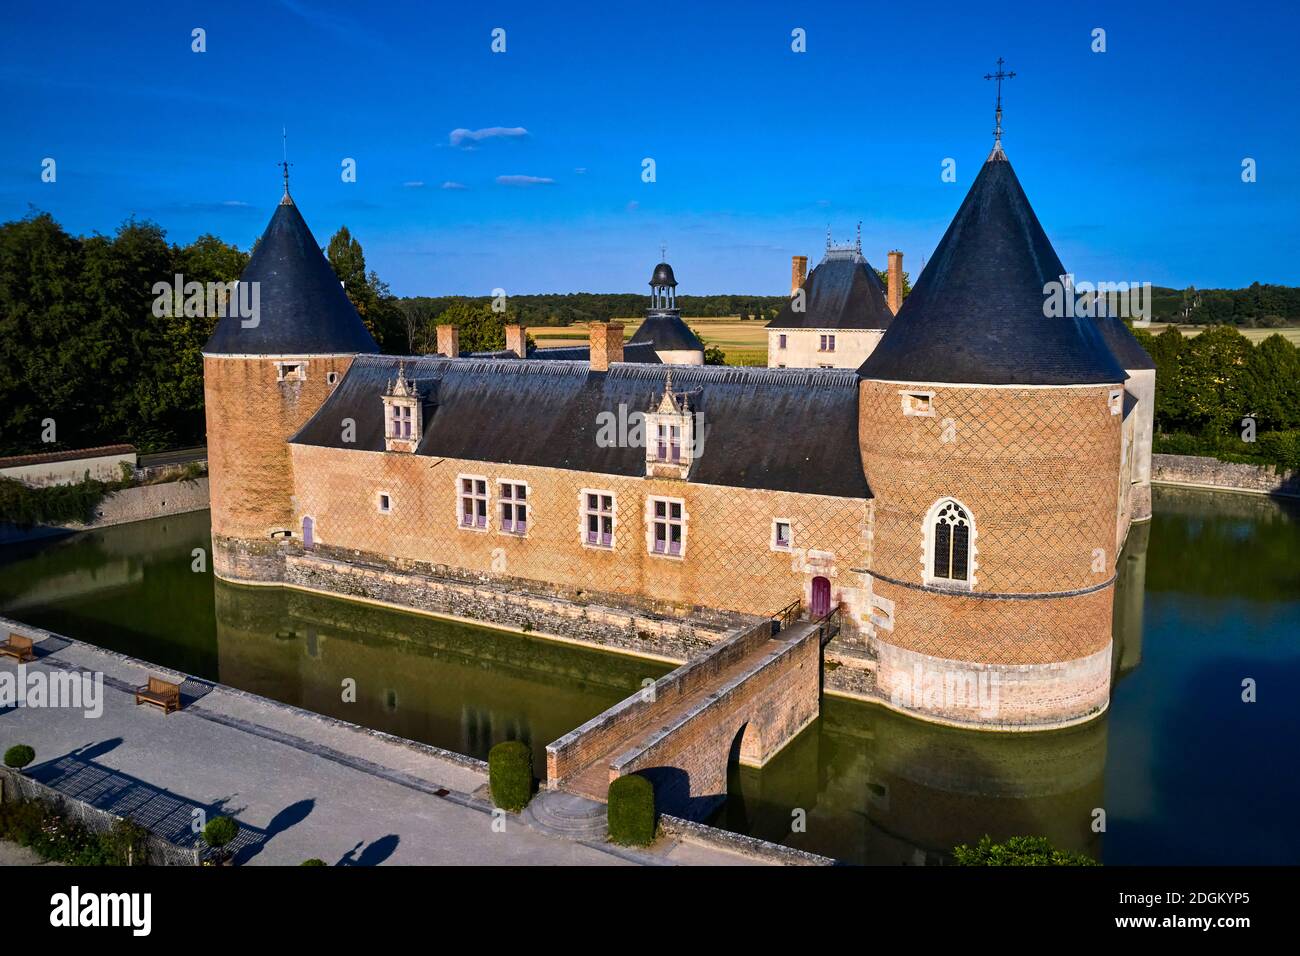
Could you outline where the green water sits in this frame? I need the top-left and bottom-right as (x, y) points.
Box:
(1, 486), (1297, 864)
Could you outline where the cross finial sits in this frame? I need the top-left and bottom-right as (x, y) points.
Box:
(277, 127), (294, 200)
(983, 57), (1016, 149)
(856, 220), (862, 253)
(660, 242), (667, 262)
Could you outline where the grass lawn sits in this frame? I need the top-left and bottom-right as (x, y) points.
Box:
(529, 317), (771, 366)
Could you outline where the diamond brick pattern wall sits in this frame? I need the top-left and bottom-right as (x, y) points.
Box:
(288, 443), (871, 625)
(205, 356), (356, 540)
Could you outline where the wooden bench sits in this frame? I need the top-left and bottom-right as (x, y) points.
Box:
(0, 634), (35, 663)
(134, 676), (182, 714)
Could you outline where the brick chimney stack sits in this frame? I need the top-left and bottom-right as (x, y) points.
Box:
(505, 323), (527, 358)
(887, 250), (904, 315)
(436, 324), (459, 359)
(791, 255), (808, 295)
(589, 321), (624, 372)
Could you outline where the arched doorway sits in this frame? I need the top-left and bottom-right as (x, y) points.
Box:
(302, 516), (314, 550)
(811, 576), (831, 617)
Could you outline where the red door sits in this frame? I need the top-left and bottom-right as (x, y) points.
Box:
(811, 576), (831, 617)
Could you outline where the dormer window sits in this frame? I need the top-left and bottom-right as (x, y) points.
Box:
(382, 362), (423, 453)
(645, 370), (698, 480)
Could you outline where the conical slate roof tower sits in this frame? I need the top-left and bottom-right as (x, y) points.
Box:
(857, 148), (1124, 386)
(204, 192), (378, 356)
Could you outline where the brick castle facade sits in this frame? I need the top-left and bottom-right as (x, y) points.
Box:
(202, 147), (1155, 731)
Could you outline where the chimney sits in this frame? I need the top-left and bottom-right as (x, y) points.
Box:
(436, 324), (459, 359)
(504, 323), (526, 358)
(589, 321), (624, 372)
(791, 255), (808, 295)
(887, 250), (904, 314)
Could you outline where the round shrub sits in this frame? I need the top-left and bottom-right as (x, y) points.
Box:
(300, 858), (327, 866)
(488, 741), (533, 812)
(203, 815), (238, 850)
(4, 745), (35, 771)
(607, 774), (656, 846)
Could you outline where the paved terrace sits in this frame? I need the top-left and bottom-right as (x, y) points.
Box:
(0, 622), (785, 866)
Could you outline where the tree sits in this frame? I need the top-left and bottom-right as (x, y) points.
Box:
(326, 226), (406, 352)
(432, 300), (518, 353)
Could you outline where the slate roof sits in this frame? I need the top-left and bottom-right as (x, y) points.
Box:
(627, 311), (705, 353)
(291, 356), (870, 499)
(464, 342), (662, 363)
(1093, 314), (1156, 370)
(857, 150), (1126, 386)
(767, 251), (894, 331)
(203, 197), (379, 356)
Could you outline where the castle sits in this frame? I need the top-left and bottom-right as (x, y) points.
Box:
(202, 141), (1155, 732)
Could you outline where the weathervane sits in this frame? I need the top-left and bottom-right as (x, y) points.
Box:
(983, 57), (1016, 148)
(278, 127), (293, 197)
(660, 242), (667, 261)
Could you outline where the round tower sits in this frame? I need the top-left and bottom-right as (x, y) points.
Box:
(203, 185), (378, 582)
(627, 259), (705, 365)
(856, 146), (1127, 730)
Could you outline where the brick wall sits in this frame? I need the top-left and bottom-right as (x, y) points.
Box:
(286, 444), (872, 632)
(857, 378), (1122, 727)
(204, 355), (355, 547)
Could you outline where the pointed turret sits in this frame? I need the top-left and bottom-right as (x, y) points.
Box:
(857, 152), (1125, 386)
(203, 196), (379, 356)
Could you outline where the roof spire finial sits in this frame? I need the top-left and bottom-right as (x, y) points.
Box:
(660, 241), (667, 262)
(983, 57), (1016, 153)
(826, 225), (832, 252)
(278, 127), (294, 203)
(856, 220), (862, 253)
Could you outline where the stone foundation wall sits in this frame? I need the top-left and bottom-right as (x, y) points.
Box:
(873, 639), (1112, 730)
(0, 478), (210, 545)
(281, 550), (739, 662)
(1152, 453), (1300, 497)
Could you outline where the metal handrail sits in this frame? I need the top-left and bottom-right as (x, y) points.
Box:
(772, 598), (801, 633)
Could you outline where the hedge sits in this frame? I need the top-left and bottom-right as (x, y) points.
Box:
(607, 774), (656, 846)
(488, 741), (533, 812)
(952, 835), (1098, 866)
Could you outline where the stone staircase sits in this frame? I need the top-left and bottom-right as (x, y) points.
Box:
(522, 789), (609, 842)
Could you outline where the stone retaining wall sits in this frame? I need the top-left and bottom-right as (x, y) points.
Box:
(283, 551), (740, 663)
(0, 478), (210, 545)
(1152, 453), (1300, 497)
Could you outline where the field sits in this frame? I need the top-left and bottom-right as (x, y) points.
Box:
(529, 317), (770, 365)
(1145, 323), (1300, 344)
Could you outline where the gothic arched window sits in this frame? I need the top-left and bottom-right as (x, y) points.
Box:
(930, 499), (972, 584)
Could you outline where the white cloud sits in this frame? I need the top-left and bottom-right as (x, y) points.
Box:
(221, 200), (251, 207)
(574, 167), (588, 174)
(403, 181), (425, 188)
(441, 181), (469, 190)
(496, 175), (555, 187)
(450, 126), (528, 147)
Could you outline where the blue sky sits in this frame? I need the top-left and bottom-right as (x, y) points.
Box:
(2, 0), (1296, 295)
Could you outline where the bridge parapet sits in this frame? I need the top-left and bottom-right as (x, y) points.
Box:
(546, 617), (774, 789)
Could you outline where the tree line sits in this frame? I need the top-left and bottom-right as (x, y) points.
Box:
(1133, 325), (1300, 469)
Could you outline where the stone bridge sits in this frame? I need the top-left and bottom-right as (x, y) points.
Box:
(544, 614), (826, 821)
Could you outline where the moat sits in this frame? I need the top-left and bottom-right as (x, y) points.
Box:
(2, 485), (1297, 864)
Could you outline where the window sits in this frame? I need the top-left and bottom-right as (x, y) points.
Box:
(649, 497), (685, 557)
(901, 390), (935, 417)
(1108, 388), (1124, 416)
(377, 492), (392, 514)
(583, 492), (614, 548)
(275, 361), (305, 382)
(772, 519), (792, 551)
(819, 334), (836, 352)
(327, 370), (339, 386)
(778, 334), (787, 349)
(499, 481), (528, 535)
(930, 499), (972, 584)
(389, 404), (414, 439)
(655, 423), (682, 463)
(459, 476), (488, 530)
